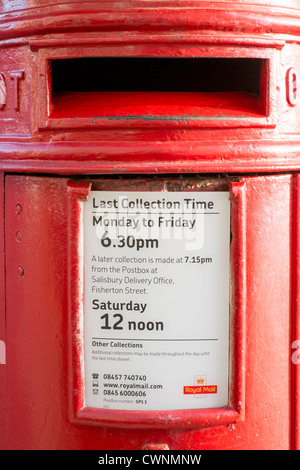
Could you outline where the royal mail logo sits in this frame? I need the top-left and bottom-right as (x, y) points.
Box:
(183, 385), (217, 394)
(196, 376), (206, 385)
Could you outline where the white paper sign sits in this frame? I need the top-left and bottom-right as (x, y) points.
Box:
(83, 191), (230, 411)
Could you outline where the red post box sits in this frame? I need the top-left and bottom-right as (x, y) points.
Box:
(0, 0), (299, 451)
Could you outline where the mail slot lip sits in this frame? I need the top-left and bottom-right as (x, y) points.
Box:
(49, 91), (266, 122)
(37, 45), (276, 130)
(67, 177), (246, 429)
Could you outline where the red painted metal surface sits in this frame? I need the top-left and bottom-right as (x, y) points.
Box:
(0, 2), (299, 173)
(0, 172), (7, 451)
(0, 0), (299, 450)
(3, 175), (291, 449)
(291, 174), (300, 451)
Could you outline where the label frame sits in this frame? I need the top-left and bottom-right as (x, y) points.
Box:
(67, 177), (246, 429)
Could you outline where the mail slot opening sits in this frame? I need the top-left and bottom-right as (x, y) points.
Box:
(49, 57), (268, 119)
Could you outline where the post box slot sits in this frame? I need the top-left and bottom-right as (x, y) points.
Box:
(49, 57), (268, 119)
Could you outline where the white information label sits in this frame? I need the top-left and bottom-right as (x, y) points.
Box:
(83, 191), (230, 411)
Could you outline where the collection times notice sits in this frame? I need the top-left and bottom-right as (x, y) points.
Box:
(83, 191), (230, 411)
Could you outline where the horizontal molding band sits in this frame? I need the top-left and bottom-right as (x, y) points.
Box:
(1, 4), (300, 40)
(1, 139), (300, 173)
